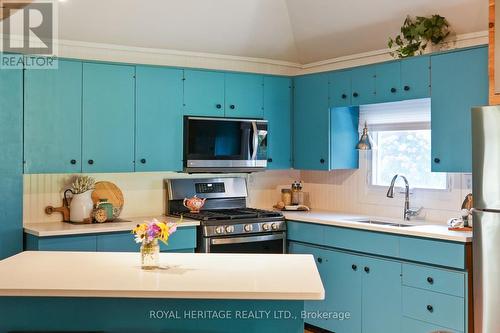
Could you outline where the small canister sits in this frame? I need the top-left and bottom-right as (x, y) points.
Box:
(97, 199), (114, 222)
(281, 189), (292, 206)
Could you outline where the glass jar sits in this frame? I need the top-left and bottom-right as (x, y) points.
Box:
(281, 189), (292, 206)
(140, 239), (160, 270)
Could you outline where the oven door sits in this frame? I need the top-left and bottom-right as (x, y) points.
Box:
(184, 116), (268, 172)
(206, 233), (285, 254)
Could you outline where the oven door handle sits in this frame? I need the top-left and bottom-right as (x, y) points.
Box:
(210, 233), (284, 245)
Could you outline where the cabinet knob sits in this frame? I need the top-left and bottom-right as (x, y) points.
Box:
(267, 158), (273, 163)
(230, 104), (235, 110)
(404, 85), (410, 91)
(70, 159), (77, 165)
(317, 257), (323, 263)
(427, 276), (434, 284)
(216, 104), (222, 109)
(140, 158), (146, 164)
(434, 158), (441, 164)
(353, 92), (359, 98)
(364, 266), (370, 273)
(352, 264), (357, 271)
(426, 305), (434, 313)
(88, 159), (94, 165)
(320, 158), (325, 164)
(341, 94), (347, 99)
(391, 87), (397, 93)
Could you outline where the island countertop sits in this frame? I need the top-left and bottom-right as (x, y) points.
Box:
(0, 251), (324, 300)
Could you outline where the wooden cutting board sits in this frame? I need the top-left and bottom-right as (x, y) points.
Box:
(91, 181), (124, 217)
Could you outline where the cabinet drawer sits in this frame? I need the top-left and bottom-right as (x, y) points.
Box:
(402, 264), (465, 297)
(402, 317), (461, 333)
(402, 286), (464, 332)
(400, 236), (466, 269)
(287, 221), (324, 244)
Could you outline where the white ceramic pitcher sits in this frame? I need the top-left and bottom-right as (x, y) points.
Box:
(69, 190), (94, 223)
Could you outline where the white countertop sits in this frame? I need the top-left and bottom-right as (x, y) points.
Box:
(23, 215), (199, 237)
(0, 251), (325, 300)
(283, 210), (472, 243)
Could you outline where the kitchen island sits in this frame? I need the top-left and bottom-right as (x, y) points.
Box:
(0, 251), (324, 333)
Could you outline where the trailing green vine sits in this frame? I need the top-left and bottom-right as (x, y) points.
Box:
(388, 15), (451, 58)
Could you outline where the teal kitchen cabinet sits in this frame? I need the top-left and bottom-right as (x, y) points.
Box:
(25, 234), (97, 251)
(293, 73), (330, 170)
(24, 59), (83, 173)
(135, 66), (184, 172)
(183, 69), (225, 117)
(225, 72), (264, 118)
(431, 46), (488, 173)
(82, 62), (136, 173)
(400, 55), (430, 100)
(330, 107), (359, 169)
(0, 63), (23, 259)
(329, 70), (352, 107)
(375, 61), (401, 103)
(350, 66), (376, 105)
(263, 76), (292, 169)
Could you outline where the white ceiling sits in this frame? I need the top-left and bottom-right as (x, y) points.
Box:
(56, 0), (488, 64)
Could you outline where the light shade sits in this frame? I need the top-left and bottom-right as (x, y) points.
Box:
(356, 123), (374, 150)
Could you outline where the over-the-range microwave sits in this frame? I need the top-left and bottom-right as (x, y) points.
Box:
(183, 116), (268, 173)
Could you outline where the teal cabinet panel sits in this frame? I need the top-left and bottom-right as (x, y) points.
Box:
(362, 256), (402, 333)
(375, 61), (401, 103)
(96, 232), (139, 252)
(401, 56), (430, 100)
(351, 66), (376, 105)
(402, 263), (465, 297)
(263, 76), (292, 169)
(159, 226), (197, 251)
(0, 65), (23, 259)
(399, 236), (466, 269)
(329, 70), (352, 107)
(24, 60), (83, 173)
(402, 317), (461, 333)
(82, 63), (135, 173)
(287, 221), (324, 244)
(431, 47), (488, 172)
(331, 107), (359, 169)
(26, 234), (97, 251)
(225, 72), (264, 118)
(293, 73), (330, 170)
(402, 286), (464, 332)
(135, 66), (184, 172)
(183, 69), (225, 117)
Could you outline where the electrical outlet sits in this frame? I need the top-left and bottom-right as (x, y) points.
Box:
(464, 174), (472, 190)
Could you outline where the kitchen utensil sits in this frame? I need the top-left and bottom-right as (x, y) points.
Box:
(183, 195), (206, 213)
(91, 181), (124, 219)
(45, 188), (73, 222)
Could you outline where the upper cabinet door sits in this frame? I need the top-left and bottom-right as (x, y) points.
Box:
(136, 66), (184, 172)
(293, 73), (330, 170)
(225, 73), (264, 118)
(351, 66), (376, 105)
(24, 60), (82, 174)
(183, 69), (225, 117)
(431, 47), (488, 173)
(263, 76), (292, 169)
(375, 61), (401, 103)
(329, 70), (352, 107)
(331, 107), (359, 170)
(82, 63), (135, 173)
(401, 56), (430, 100)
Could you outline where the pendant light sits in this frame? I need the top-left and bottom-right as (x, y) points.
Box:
(356, 122), (374, 150)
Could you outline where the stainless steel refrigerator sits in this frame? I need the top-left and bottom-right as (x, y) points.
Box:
(472, 106), (500, 333)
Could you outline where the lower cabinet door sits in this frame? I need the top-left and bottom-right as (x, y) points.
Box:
(361, 256), (402, 333)
(96, 232), (139, 252)
(402, 317), (461, 333)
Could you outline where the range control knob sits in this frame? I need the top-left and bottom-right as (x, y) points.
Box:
(215, 226), (224, 234)
(225, 225), (235, 233)
(244, 224), (253, 232)
(271, 223), (279, 230)
(262, 223), (271, 231)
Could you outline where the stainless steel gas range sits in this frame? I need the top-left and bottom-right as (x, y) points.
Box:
(166, 177), (286, 253)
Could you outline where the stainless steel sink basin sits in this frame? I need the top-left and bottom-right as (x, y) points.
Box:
(347, 219), (415, 228)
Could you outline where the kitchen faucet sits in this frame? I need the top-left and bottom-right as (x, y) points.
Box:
(386, 174), (422, 221)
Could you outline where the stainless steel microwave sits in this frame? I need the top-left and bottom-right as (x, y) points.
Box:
(183, 116), (268, 173)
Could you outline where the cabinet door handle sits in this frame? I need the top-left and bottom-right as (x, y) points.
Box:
(353, 92), (359, 98)
(427, 276), (434, 284)
(320, 158), (325, 164)
(364, 266), (370, 273)
(351, 264), (357, 271)
(216, 104), (222, 109)
(267, 158), (273, 163)
(230, 104), (236, 110)
(404, 85), (410, 91)
(140, 158), (146, 164)
(341, 94), (347, 99)
(88, 159), (94, 165)
(426, 305), (434, 313)
(70, 159), (77, 165)
(434, 158), (440, 164)
(391, 87), (397, 93)
(317, 257), (323, 263)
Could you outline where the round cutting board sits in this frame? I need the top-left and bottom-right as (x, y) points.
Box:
(91, 181), (124, 218)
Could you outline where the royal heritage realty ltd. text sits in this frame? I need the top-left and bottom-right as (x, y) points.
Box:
(148, 310), (351, 321)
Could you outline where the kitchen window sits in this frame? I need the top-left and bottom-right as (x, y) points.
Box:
(360, 99), (448, 190)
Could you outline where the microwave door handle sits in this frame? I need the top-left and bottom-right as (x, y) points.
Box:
(251, 121), (258, 160)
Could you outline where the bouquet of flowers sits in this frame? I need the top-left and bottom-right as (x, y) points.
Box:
(132, 218), (178, 245)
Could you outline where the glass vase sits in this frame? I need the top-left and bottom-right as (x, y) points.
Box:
(140, 239), (160, 270)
